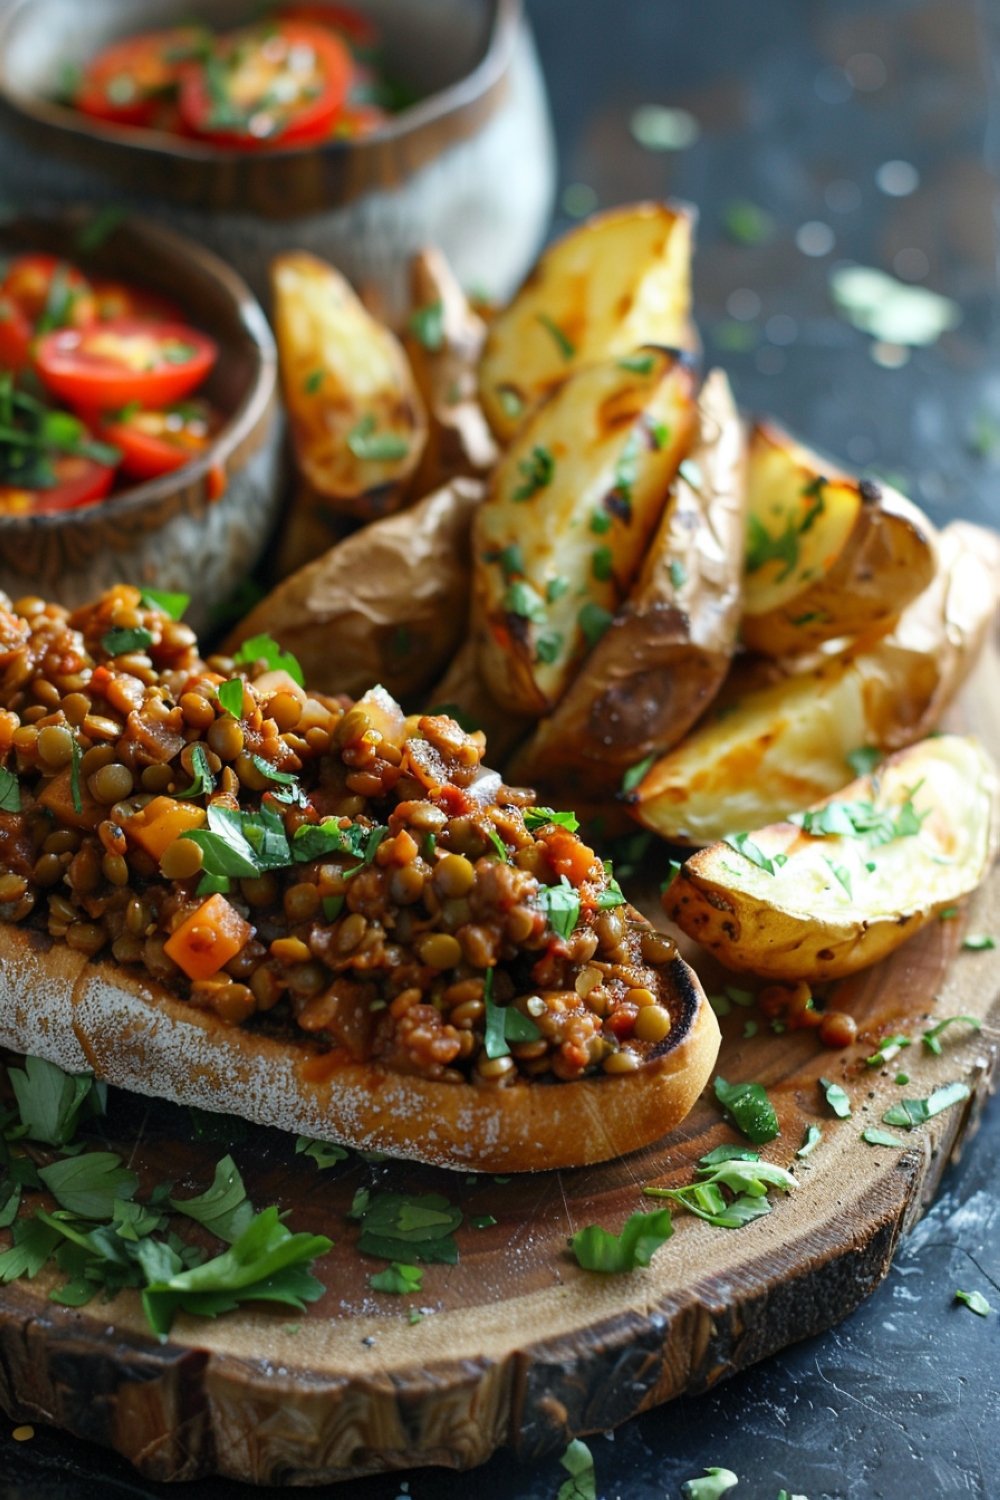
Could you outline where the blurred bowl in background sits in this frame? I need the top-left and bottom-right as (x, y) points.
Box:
(0, 208), (284, 635)
(0, 0), (557, 315)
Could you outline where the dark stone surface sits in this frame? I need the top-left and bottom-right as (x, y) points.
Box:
(2, 1), (1000, 1495)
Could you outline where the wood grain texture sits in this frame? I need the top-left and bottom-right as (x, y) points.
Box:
(0, 635), (997, 1486)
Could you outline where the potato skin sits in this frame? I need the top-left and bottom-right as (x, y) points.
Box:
(473, 349), (698, 717)
(510, 369), (746, 799)
(741, 422), (938, 656)
(272, 251), (427, 521)
(664, 735), (1000, 981)
(226, 479), (483, 703)
(479, 201), (695, 442)
(403, 247), (499, 496)
(631, 521), (1000, 844)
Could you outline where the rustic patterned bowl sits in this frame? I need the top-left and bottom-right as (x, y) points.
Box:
(0, 0), (556, 314)
(0, 208), (283, 637)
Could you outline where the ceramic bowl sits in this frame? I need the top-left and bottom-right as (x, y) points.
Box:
(0, 208), (284, 636)
(0, 0), (556, 314)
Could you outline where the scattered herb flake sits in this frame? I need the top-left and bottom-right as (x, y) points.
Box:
(681, 1466), (739, 1499)
(862, 1128), (905, 1148)
(0, 765), (19, 813)
(471, 1215), (497, 1229)
(797, 1125), (823, 1158)
(591, 544), (614, 582)
(569, 1208), (673, 1273)
(303, 368), (324, 394)
(218, 678), (244, 717)
(618, 352), (656, 374)
(368, 1262), (423, 1295)
(714, 1077), (779, 1144)
(346, 413), (410, 462)
(536, 312), (575, 361)
(512, 444), (555, 502)
(819, 1077), (852, 1119)
(139, 588), (189, 621)
(669, 559), (687, 588)
(232, 633), (304, 687)
(723, 831), (783, 876)
(408, 299), (444, 352)
(535, 875), (581, 939)
(955, 1288), (992, 1317)
(621, 754), (655, 795)
(503, 579), (548, 624)
(866, 1035), (911, 1068)
(921, 1016), (981, 1054)
(846, 745), (883, 778)
(882, 1080), (971, 1128)
(174, 743), (215, 800)
(577, 601), (614, 649)
(557, 1438), (596, 1500)
(963, 934), (996, 951)
(523, 807), (579, 833)
(101, 626), (154, 657)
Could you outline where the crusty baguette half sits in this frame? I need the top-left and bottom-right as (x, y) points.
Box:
(0, 925), (720, 1174)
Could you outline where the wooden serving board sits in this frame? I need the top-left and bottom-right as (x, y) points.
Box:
(0, 640), (998, 1488)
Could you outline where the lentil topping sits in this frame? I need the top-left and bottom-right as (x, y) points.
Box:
(0, 586), (680, 1088)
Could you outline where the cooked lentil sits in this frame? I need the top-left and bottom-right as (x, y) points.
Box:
(0, 585), (683, 1085)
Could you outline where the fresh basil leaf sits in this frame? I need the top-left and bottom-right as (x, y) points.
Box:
(218, 678), (245, 717)
(140, 588), (190, 621)
(181, 806), (267, 880)
(295, 1137), (349, 1169)
(713, 1076), (779, 1144)
(570, 1208), (673, 1272)
(368, 1261), (423, 1294)
(174, 743), (215, 800)
(7, 1055), (104, 1147)
(882, 1080), (971, 1128)
(557, 1438), (596, 1500)
(535, 875), (580, 939)
(169, 1155), (254, 1244)
(523, 806), (579, 833)
(819, 1077), (852, 1119)
(955, 1288), (992, 1317)
(232, 633), (304, 687)
(38, 1152), (138, 1219)
(292, 819), (370, 863)
(922, 1016), (981, 1055)
(101, 626), (154, 657)
(0, 765), (20, 813)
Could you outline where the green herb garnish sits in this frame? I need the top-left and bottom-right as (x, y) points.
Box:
(882, 1080), (971, 1128)
(512, 444), (554, 502)
(408, 299), (445, 352)
(621, 754), (654, 795)
(168, 1155), (254, 1244)
(557, 1438), (597, 1500)
(101, 626), (154, 657)
(536, 631), (563, 664)
(303, 368), (324, 394)
(7, 1056), (105, 1148)
(350, 1190), (462, 1264)
(523, 806), (579, 833)
(618, 352), (656, 374)
(174, 744), (215, 800)
(963, 934), (996, 951)
(569, 1209), (673, 1273)
(797, 1125), (823, 1157)
(483, 968), (541, 1058)
(232, 633), (304, 687)
(866, 1035), (911, 1067)
(69, 737), (83, 816)
(38, 1152), (138, 1220)
(577, 601), (614, 649)
(0, 766), (20, 814)
(921, 1016), (981, 1054)
(218, 678), (244, 717)
(535, 875), (581, 939)
(346, 413), (411, 462)
(819, 1077), (852, 1118)
(723, 831), (786, 877)
(140, 588), (190, 621)
(955, 1288), (992, 1317)
(536, 312), (576, 360)
(680, 1468), (739, 1500)
(713, 1076), (779, 1144)
(862, 1128), (905, 1148)
(369, 1261), (423, 1295)
(503, 579), (547, 624)
(846, 745), (883, 777)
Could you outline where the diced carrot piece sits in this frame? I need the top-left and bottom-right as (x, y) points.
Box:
(544, 829), (600, 886)
(37, 765), (103, 831)
(163, 893), (252, 981)
(125, 796), (206, 861)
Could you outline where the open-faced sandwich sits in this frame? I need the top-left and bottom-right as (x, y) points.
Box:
(0, 585), (719, 1172)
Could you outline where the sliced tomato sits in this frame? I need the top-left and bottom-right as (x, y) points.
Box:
(1, 255), (98, 332)
(0, 453), (116, 515)
(99, 401), (223, 480)
(0, 296), (34, 372)
(91, 278), (184, 324)
(74, 27), (209, 128)
(178, 21), (352, 148)
(34, 318), (218, 413)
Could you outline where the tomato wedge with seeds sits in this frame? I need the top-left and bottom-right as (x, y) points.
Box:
(74, 26), (209, 128)
(0, 454), (116, 515)
(178, 21), (352, 147)
(34, 317), (218, 413)
(99, 401), (223, 480)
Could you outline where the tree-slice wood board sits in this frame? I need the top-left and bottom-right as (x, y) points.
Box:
(1, 639), (999, 1489)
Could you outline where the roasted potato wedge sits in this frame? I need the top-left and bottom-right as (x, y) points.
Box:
(226, 479), (482, 702)
(272, 251), (427, 520)
(741, 422), (937, 656)
(472, 348), (698, 717)
(479, 202), (695, 443)
(403, 247), (499, 496)
(630, 521), (1000, 844)
(510, 368), (747, 799)
(665, 735), (1000, 981)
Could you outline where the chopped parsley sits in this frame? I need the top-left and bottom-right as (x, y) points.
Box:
(232, 633), (304, 687)
(618, 352), (656, 375)
(723, 831), (787, 876)
(168, 1155), (254, 1244)
(745, 484), (825, 580)
(535, 875), (581, 938)
(882, 1080), (971, 1128)
(681, 1467), (739, 1499)
(591, 544), (614, 582)
(174, 744), (215, 800)
(101, 626), (154, 657)
(921, 1016), (981, 1054)
(503, 579), (548, 624)
(69, 737), (83, 816)
(791, 792), (926, 847)
(963, 934), (996, 951)
(140, 588), (190, 621)
(669, 559), (687, 589)
(955, 1288), (992, 1317)
(862, 1128), (905, 1148)
(546, 574), (569, 602)
(38, 1152), (139, 1219)
(866, 1035), (911, 1067)
(408, 299), (445, 352)
(536, 632), (563, 664)
(346, 413), (410, 462)
(182, 803), (291, 879)
(250, 755), (298, 787)
(497, 386), (525, 421)
(797, 1125), (823, 1158)
(349, 1189), (462, 1264)
(713, 1076), (779, 1144)
(497, 541), (525, 579)
(523, 807), (579, 832)
(369, 1261), (423, 1295)
(483, 968), (541, 1059)
(7, 1055), (105, 1148)
(644, 1148), (797, 1228)
(819, 1077), (852, 1118)
(486, 827), (510, 862)
(590, 508), (612, 534)
(303, 368), (324, 394)
(557, 1438), (596, 1500)
(610, 429), (641, 519)
(512, 444), (555, 501)
(621, 754), (655, 795)
(535, 312), (576, 360)
(218, 678), (245, 717)
(569, 1208), (673, 1272)
(0, 766), (20, 813)
(578, 602), (614, 649)
(846, 745), (883, 778)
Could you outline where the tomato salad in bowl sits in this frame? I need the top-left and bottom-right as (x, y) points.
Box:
(0, 251), (221, 515)
(60, 4), (413, 149)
